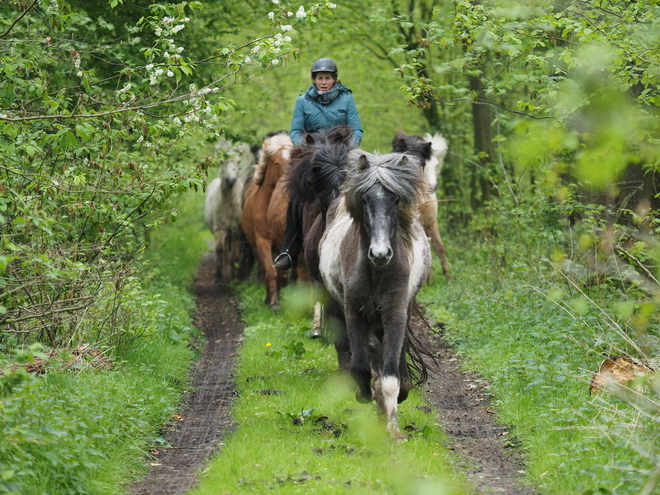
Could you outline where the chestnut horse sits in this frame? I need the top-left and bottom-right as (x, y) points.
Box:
(241, 131), (294, 310)
(319, 149), (431, 441)
(392, 131), (451, 281)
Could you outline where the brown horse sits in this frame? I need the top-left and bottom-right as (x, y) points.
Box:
(241, 131), (294, 311)
(392, 131), (451, 281)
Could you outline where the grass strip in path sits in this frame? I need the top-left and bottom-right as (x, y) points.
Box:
(189, 281), (465, 495)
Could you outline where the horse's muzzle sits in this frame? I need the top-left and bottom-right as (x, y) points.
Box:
(368, 245), (393, 267)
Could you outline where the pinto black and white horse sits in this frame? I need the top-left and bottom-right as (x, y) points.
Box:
(392, 131), (451, 281)
(318, 149), (431, 441)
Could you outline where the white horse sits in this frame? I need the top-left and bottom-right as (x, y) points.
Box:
(205, 140), (258, 279)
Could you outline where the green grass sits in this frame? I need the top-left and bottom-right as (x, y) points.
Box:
(190, 281), (466, 495)
(418, 249), (660, 494)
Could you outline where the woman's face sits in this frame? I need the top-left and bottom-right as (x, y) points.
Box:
(313, 72), (336, 92)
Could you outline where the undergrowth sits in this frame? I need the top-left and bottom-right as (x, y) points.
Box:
(190, 281), (465, 495)
(419, 194), (660, 494)
(0, 190), (207, 495)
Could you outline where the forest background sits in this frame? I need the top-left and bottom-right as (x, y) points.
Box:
(2, 0), (660, 493)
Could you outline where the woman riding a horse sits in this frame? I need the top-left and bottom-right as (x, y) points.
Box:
(273, 57), (364, 272)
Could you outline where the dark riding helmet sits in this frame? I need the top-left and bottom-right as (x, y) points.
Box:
(311, 58), (338, 78)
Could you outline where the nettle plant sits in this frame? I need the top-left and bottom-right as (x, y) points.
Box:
(0, 0), (336, 348)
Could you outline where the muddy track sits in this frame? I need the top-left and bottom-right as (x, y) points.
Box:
(131, 252), (534, 494)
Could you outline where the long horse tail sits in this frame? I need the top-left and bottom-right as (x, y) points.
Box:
(407, 301), (440, 385)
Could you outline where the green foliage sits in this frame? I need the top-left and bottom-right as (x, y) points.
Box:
(419, 190), (660, 494)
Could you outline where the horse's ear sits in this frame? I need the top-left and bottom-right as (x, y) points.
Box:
(305, 133), (315, 145)
(392, 130), (407, 152)
(358, 154), (370, 171)
(422, 141), (433, 160)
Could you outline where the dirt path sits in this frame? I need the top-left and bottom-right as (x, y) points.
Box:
(131, 252), (534, 494)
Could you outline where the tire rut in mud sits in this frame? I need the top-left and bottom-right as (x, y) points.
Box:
(131, 253), (534, 494)
(131, 252), (243, 495)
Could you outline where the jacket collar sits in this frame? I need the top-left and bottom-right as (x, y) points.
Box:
(306, 83), (350, 105)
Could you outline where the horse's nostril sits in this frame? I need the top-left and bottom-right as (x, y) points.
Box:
(226, 177), (237, 189)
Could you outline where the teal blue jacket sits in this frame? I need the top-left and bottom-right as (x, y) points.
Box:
(289, 83), (363, 146)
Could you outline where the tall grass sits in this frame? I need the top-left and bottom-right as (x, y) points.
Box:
(418, 202), (660, 493)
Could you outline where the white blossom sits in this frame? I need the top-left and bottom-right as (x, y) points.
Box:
(167, 70), (174, 77)
(287, 11), (293, 16)
(284, 36), (292, 42)
(281, 24), (293, 31)
(272, 0), (280, 4)
(245, 56), (252, 63)
(154, 69), (164, 76)
(136, 135), (144, 143)
(271, 58), (280, 65)
(251, 45), (261, 54)
(176, 46), (184, 53)
(173, 117), (182, 125)
(164, 52), (170, 58)
(172, 24), (185, 33)
(77, 70), (84, 78)
(296, 6), (306, 18)
(268, 12), (275, 19)
(146, 64), (154, 71)
(155, 27), (163, 36)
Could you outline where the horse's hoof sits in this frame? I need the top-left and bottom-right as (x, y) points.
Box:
(310, 328), (322, 339)
(270, 303), (281, 312)
(355, 389), (373, 404)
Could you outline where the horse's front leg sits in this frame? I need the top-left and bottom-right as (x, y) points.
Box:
(380, 309), (409, 442)
(213, 228), (227, 278)
(421, 199), (451, 281)
(255, 237), (280, 311)
(345, 307), (372, 403)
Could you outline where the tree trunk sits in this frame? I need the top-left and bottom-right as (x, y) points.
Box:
(469, 73), (496, 206)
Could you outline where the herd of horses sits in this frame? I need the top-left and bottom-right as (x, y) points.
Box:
(204, 126), (450, 441)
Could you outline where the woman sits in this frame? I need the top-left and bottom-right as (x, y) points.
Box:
(274, 57), (363, 272)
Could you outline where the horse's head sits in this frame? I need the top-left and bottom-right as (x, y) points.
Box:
(215, 141), (256, 189)
(253, 132), (293, 186)
(345, 149), (424, 267)
(422, 133), (448, 192)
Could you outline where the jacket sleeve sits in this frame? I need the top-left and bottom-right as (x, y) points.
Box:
(289, 96), (306, 146)
(344, 93), (364, 146)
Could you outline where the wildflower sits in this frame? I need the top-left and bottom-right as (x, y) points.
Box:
(266, 342), (272, 347)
